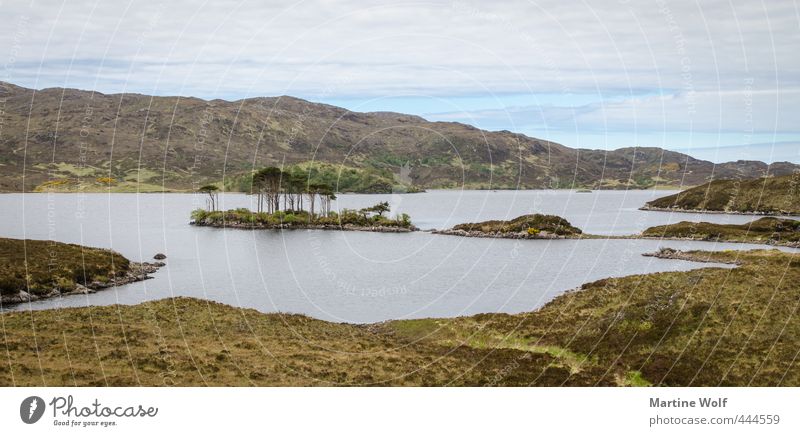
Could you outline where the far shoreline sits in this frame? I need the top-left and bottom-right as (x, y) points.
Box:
(0, 187), (686, 195)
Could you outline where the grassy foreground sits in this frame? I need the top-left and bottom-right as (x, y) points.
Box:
(1, 249), (798, 386)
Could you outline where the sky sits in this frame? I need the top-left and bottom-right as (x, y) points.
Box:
(1, 0), (799, 163)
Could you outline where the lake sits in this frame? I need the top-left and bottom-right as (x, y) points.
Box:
(1, 190), (794, 322)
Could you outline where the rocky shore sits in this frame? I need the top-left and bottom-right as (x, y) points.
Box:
(635, 234), (800, 248)
(639, 205), (798, 216)
(642, 247), (742, 264)
(432, 228), (580, 240)
(1, 261), (165, 305)
(190, 220), (417, 233)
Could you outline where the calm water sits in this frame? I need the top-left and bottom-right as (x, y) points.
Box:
(1, 190), (794, 322)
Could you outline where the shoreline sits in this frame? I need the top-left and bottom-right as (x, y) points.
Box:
(639, 205), (799, 217)
(1, 187), (686, 195)
(0, 261), (165, 305)
(190, 220), (417, 233)
(431, 228), (584, 240)
(642, 247), (743, 264)
(430, 228), (800, 248)
(3, 248), (796, 386)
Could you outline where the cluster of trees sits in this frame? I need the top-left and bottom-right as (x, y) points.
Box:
(196, 169), (410, 228)
(197, 167), (337, 215)
(250, 167), (337, 216)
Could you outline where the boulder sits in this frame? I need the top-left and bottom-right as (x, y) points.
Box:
(153, 253), (167, 260)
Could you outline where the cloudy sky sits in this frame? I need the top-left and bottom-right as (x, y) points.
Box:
(2, 0), (798, 162)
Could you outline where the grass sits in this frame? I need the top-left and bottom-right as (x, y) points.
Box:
(31, 162), (180, 193)
(642, 217), (800, 245)
(1, 248), (798, 386)
(646, 173), (800, 214)
(0, 238), (130, 297)
(624, 371), (652, 387)
(452, 214), (582, 236)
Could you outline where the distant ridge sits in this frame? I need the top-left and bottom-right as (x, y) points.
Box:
(1, 81), (797, 192)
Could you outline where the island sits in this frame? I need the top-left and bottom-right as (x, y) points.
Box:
(434, 213), (799, 249)
(641, 217), (800, 248)
(641, 174), (800, 215)
(1, 248), (797, 386)
(189, 167), (417, 232)
(0, 238), (163, 304)
(191, 203), (415, 233)
(433, 214), (583, 239)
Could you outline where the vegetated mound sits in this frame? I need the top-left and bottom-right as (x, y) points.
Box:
(642, 217), (800, 246)
(3, 249), (799, 386)
(0, 238), (129, 297)
(0, 238), (162, 304)
(644, 173), (800, 214)
(452, 214), (582, 236)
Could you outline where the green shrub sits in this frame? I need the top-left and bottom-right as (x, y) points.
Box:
(191, 209), (209, 221)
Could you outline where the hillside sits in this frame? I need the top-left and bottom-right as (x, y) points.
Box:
(643, 173), (800, 214)
(642, 217), (800, 246)
(2, 249), (798, 386)
(1, 81), (798, 192)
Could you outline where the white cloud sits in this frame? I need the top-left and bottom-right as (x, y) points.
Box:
(1, 0), (798, 161)
(2, 0), (797, 96)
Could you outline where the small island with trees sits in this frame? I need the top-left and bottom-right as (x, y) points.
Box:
(190, 166), (416, 232)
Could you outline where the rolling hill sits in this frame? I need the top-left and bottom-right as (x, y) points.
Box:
(1, 81), (797, 192)
(643, 174), (800, 215)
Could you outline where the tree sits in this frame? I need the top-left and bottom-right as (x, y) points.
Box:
(198, 185), (220, 211)
(361, 201), (390, 217)
(251, 171), (267, 212)
(320, 187), (336, 216)
(253, 167), (284, 213)
(307, 183), (320, 216)
(285, 172), (306, 212)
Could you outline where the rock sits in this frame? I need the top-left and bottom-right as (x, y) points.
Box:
(153, 253), (167, 260)
(63, 284), (94, 296)
(1, 290), (36, 304)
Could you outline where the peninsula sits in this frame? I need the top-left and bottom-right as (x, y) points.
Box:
(0, 238), (163, 305)
(641, 174), (800, 215)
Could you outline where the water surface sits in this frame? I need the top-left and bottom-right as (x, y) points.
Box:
(1, 191), (793, 322)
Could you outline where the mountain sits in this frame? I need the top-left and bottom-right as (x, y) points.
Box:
(1, 81), (798, 192)
(643, 174), (800, 215)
